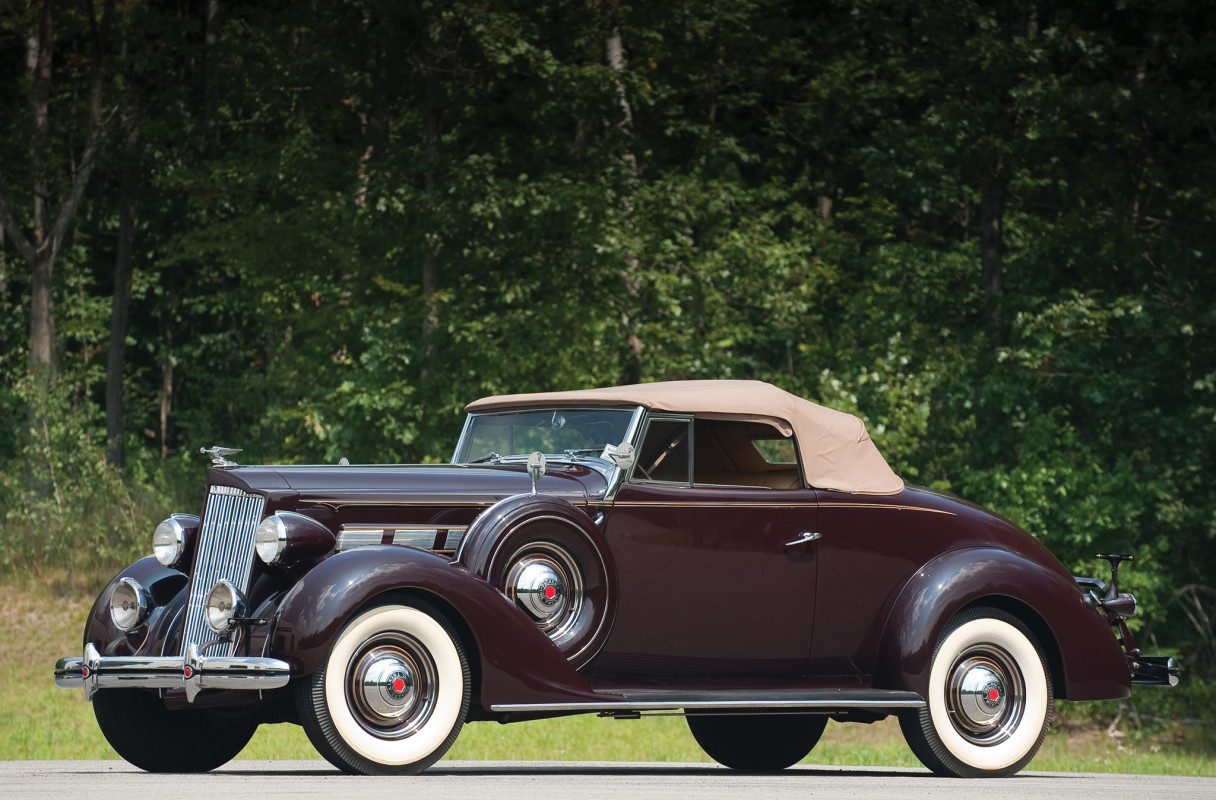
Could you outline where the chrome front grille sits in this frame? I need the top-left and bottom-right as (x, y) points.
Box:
(180, 485), (265, 657)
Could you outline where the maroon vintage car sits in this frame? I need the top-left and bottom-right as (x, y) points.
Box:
(56, 380), (1174, 777)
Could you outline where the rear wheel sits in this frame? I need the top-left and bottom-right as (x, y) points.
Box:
(296, 598), (470, 775)
(686, 713), (827, 771)
(94, 688), (256, 772)
(900, 607), (1053, 778)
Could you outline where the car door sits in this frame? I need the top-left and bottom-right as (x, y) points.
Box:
(592, 415), (819, 678)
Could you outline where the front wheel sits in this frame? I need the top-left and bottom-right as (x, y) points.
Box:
(900, 607), (1054, 778)
(296, 598), (471, 775)
(686, 713), (827, 771)
(94, 688), (256, 772)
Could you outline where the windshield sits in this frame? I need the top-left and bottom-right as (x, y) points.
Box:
(454, 408), (637, 462)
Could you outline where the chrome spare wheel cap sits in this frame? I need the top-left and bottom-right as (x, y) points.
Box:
(510, 558), (567, 621)
(504, 542), (586, 645)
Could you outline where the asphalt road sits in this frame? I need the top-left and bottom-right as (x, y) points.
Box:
(3, 760), (1213, 800)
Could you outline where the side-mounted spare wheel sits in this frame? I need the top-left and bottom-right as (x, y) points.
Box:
(93, 688), (257, 772)
(900, 606), (1054, 778)
(296, 597), (471, 775)
(459, 495), (616, 668)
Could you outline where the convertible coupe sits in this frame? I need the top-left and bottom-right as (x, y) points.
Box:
(55, 380), (1175, 777)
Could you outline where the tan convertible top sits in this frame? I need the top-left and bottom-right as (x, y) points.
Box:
(466, 380), (904, 495)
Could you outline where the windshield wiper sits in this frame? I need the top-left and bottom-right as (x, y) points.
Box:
(563, 448), (602, 457)
(468, 451), (502, 464)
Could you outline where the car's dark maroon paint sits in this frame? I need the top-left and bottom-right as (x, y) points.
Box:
(85, 461), (1127, 707)
(59, 381), (1171, 778)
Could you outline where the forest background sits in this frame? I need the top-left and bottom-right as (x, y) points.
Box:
(0, 0), (1213, 725)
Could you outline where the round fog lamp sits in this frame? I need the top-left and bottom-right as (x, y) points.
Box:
(110, 578), (151, 632)
(205, 580), (248, 634)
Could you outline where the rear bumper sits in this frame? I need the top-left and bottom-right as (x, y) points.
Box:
(55, 642), (292, 702)
(1131, 655), (1179, 687)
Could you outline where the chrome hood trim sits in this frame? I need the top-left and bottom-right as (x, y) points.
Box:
(215, 463), (608, 509)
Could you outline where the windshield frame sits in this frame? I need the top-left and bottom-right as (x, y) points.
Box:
(451, 406), (645, 469)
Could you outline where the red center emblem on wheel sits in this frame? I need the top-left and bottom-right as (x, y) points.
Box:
(988, 688), (1000, 702)
(392, 678), (406, 693)
(544, 585), (557, 600)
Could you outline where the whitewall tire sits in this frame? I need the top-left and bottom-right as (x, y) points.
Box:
(900, 607), (1053, 778)
(296, 598), (470, 775)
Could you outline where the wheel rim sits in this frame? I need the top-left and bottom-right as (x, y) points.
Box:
(944, 644), (1025, 746)
(346, 633), (438, 740)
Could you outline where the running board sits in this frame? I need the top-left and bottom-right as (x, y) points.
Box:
(489, 688), (925, 714)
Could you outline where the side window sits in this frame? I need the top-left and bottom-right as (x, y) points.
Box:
(751, 438), (797, 465)
(693, 419), (804, 490)
(632, 417), (692, 484)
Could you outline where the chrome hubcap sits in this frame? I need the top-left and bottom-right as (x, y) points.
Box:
(358, 649), (418, 719)
(347, 636), (437, 739)
(946, 647), (1024, 745)
(956, 662), (1005, 728)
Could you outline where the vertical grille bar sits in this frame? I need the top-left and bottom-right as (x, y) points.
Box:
(180, 486), (265, 657)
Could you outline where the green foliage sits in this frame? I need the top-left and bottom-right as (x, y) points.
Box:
(0, 376), (155, 575)
(0, 0), (1214, 691)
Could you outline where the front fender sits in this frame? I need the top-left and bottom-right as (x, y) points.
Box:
(872, 547), (1130, 701)
(83, 557), (189, 658)
(270, 546), (602, 708)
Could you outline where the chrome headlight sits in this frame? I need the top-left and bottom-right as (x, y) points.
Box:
(253, 512), (336, 566)
(110, 578), (152, 632)
(255, 515), (288, 565)
(205, 580), (248, 635)
(152, 515), (199, 567)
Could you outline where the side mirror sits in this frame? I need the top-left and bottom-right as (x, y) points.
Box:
(527, 451), (547, 494)
(601, 442), (636, 471)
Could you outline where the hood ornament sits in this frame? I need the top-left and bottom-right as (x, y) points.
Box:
(200, 446), (242, 468)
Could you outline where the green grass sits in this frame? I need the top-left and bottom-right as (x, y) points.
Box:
(4, 578), (1213, 775)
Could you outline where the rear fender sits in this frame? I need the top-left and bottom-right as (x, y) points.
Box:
(872, 548), (1130, 701)
(270, 546), (602, 708)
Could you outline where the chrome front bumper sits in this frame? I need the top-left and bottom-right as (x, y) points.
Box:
(55, 643), (292, 702)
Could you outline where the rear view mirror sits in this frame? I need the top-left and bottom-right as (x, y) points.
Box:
(601, 442), (636, 471)
(527, 451), (547, 494)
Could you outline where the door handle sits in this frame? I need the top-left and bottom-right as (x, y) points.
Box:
(785, 531), (822, 547)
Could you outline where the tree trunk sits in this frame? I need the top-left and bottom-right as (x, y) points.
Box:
(0, 0), (113, 390)
(979, 158), (1006, 347)
(106, 87), (143, 468)
(204, 0), (220, 154)
(159, 324), (173, 459)
(0, 225), (7, 315)
(420, 65), (442, 384)
(28, 0), (55, 380)
(604, 0), (642, 385)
